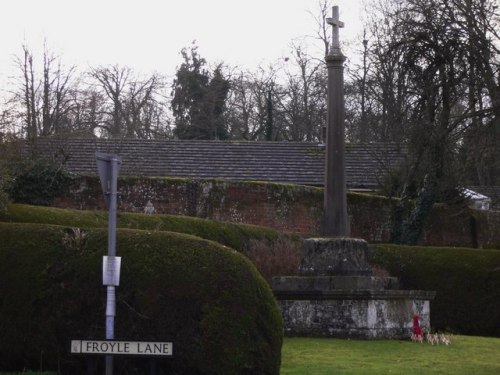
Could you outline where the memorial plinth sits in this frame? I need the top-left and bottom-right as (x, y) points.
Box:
(272, 238), (435, 339)
(271, 6), (435, 339)
(299, 238), (372, 276)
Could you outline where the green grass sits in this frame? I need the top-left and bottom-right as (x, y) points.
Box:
(6, 336), (499, 375)
(281, 336), (500, 375)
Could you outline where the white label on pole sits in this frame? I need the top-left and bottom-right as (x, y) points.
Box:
(71, 340), (173, 356)
(103, 256), (121, 286)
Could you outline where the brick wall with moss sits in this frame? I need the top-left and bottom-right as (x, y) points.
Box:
(51, 176), (500, 247)
(422, 204), (475, 248)
(347, 192), (393, 242)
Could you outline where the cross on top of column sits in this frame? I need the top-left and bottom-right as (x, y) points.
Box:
(326, 6), (344, 56)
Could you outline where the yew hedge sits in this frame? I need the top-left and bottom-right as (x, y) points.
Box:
(0, 222), (283, 374)
(370, 244), (500, 337)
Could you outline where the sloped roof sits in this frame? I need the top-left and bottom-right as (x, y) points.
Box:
(469, 186), (500, 210)
(26, 138), (407, 189)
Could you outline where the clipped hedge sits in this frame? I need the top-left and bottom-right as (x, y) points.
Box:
(0, 203), (282, 253)
(370, 244), (500, 336)
(0, 222), (283, 374)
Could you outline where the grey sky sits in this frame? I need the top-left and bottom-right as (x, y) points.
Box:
(0, 0), (364, 87)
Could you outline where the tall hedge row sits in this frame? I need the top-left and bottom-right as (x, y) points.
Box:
(0, 222), (283, 374)
(0, 203), (282, 252)
(370, 244), (500, 336)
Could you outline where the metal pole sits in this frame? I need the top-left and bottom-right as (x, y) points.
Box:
(105, 156), (119, 375)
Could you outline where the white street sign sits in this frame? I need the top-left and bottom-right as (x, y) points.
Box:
(102, 256), (121, 286)
(71, 340), (173, 356)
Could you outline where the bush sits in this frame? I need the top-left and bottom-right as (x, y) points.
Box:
(0, 138), (22, 214)
(0, 203), (281, 253)
(0, 222), (283, 374)
(0, 149), (11, 214)
(0, 175), (9, 214)
(246, 237), (302, 283)
(8, 160), (74, 206)
(370, 244), (500, 336)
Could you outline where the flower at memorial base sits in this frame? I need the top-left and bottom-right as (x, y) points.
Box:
(412, 314), (423, 341)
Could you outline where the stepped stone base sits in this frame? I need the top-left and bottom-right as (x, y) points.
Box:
(299, 238), (372, 276)
(272, 238), (435, 339)
(274, 287), (434, 339)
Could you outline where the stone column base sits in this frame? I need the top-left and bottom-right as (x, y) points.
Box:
(275, 291), (434, 339)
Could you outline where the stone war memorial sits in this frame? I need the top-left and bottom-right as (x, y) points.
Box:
(272, 6), (435, 339)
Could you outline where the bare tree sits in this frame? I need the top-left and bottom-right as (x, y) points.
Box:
(225, 71), (255, 139)
(70, 86), (107, 136)
(88, 65), (129, 137)
(89, 65), (166, 138)
(40, 47), (76, 136)
(11, 44), (76, 141)
(308, 0), (332, 56)
(448, 0), (500, 185)
(121, 73), (164, 138)
(226, 66), (279, 140)
(359, 0), (492, 244)
(17, 45), (38, 141)
(279, 43), (326, 142)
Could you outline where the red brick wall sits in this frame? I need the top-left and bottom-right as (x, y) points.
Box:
(422, 204), (475, 247)
(52, 176), (499, 248)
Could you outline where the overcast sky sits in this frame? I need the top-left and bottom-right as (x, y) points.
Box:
(0, 0), (364, 87)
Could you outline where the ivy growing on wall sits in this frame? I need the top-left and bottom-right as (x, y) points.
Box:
(9, 159), (74, 206)
(0, 137), (25, 214)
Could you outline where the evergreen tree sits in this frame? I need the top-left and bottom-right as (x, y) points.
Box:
(171, 44), (229, 139)
(205, 66), (230, 140)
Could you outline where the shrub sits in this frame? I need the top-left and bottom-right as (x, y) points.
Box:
(8, 160), (74, 206)
(0, 222), (283, 374)
(0, 175), (9, 214)
(0, 203), (281, 253)
(370, 244), (500, 336)
(246, 237), (302, 283)
(0, 137), (24, 214)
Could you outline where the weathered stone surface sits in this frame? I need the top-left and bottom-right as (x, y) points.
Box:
(277, 297), (432, 339)
(272, 236), (436, 339)
(272, 275), (400, 292)
(299, 238), (372, 276)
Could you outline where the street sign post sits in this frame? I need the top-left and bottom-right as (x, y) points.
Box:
(95, 152), (122, 375)
(80, 153), (173, 374)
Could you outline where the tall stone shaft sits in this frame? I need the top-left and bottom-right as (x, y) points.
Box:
(321, 6), (349, 237)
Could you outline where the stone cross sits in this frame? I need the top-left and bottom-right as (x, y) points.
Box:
(326, 6), (344, 56)
(321, 5), (349, 237)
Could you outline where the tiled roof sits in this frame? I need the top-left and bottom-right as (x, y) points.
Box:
(26, 138), (407, 189)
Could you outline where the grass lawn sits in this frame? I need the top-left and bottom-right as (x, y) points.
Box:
(2, 336), (499, 374)
(281, 336), (500, 375)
